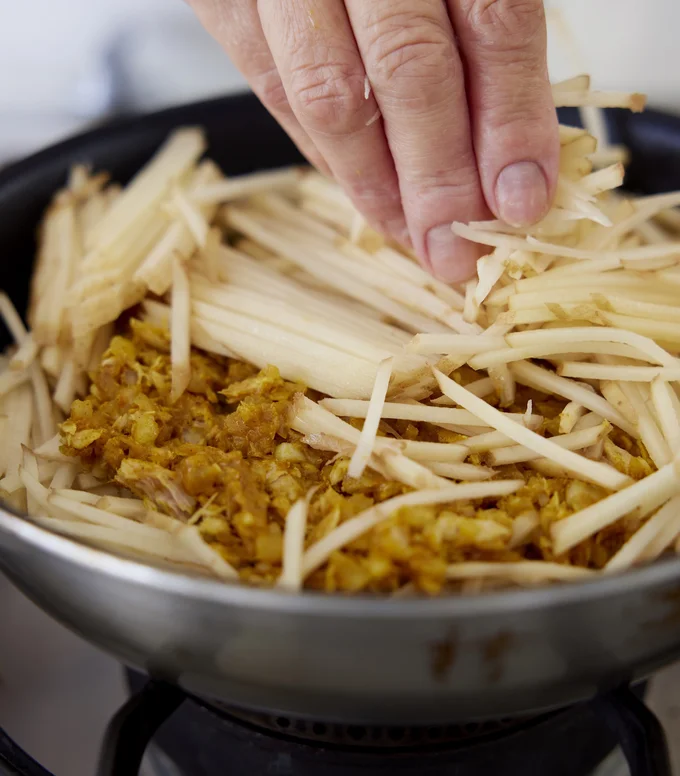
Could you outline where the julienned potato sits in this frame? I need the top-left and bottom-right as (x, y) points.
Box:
(3, 75), (680, 595)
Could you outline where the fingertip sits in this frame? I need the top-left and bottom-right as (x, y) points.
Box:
(423, 224), (480, 284)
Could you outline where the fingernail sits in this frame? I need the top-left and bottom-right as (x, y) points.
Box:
(495, 161), (549, 227)
(425, 224), (479, 284)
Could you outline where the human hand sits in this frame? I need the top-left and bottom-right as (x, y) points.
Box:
(187, 0), (558, 283)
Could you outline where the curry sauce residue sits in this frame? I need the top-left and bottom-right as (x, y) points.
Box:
(61, 321), (653, 594)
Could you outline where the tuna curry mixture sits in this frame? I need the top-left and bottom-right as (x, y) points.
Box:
(60, 321), (654, 594)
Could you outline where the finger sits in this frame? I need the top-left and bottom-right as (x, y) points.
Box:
(345, 0), (486, 283)
(186, 0), (330, 174)
(448, 0), (559, 227)
(257, 0), (409, 243)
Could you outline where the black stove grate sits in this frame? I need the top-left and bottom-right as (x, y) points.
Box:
(0, 729), (51, 776)
(0, 673), (673, 776)
(114, 671), (671, 776)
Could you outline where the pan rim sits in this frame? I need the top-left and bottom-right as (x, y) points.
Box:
(0, 94), (254, 192)
(1, 96), (680, 620)
(2, 505), (680, 617)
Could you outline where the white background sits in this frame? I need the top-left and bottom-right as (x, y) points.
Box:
(0, 0), (678, 161)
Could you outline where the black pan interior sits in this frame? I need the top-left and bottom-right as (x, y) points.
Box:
(1, 96), (680, 351)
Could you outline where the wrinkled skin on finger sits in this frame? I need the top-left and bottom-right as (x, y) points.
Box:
(187, 0), (558, 284)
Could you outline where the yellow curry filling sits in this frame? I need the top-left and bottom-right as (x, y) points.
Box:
(60, 320), (655, 594)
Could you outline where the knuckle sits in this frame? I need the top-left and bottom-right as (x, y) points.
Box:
(288, 48), (366, 135)
(491, 109), (558, 157)
(402, 146), (480, 190)
(365, 15), (458, 92)
(406, 176), (482, 226)
(256, 69), (291, 115)
(478, 74), (548, 119)
(476, 74), (556, 139)
(460, 0), (545, 51)
(350, 183), (403, 216)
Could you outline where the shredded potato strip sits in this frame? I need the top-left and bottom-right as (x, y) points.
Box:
(192, 168), (302, 205)
(558, 363), (680, 382)
(433, 369), (631, 491)
(225, 208), (472, 335)
(301, 481), (523, 579)
(319, 398), (542, 430)
(405, 333), (506, 355)
(171, 257), (192, 402)
(559, 402), (585, 434)
(505, 328), (678, 368)
(292, 396), (453, 490)
(31, 516), (198, 565)
(2, 385), (33, 484)
(85, 128), (206, 254)
(451, 222), (680, 262)
(487, 423), (610, 466)
(509, 362), (637, 437)
(651, 378), (680, 454)
(348, 358), (393, 479)
(178, 526), (239, 580)
(278, 488), (316, 591)
(0, 293), (55, 445)
(33, 434), (71, 463)
(640, 496), (680, 562)
(552, 456), (680, 555)
(445, 561), (597, 584)
(553, 90), (645, 112)
(597, 359), (672, 468)
(191, 281), (399, 363)
(48, 494), (175, 539)
(195, 316), (385, 399)
(605, 495), (680, 573)
(0, 365), (31, 397)
(50, 463), (79, 491)
(9, 334), (37, 371)
(426, 461), (495, 481)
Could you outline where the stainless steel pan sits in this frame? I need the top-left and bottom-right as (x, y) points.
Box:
(2, 95), (680, 725)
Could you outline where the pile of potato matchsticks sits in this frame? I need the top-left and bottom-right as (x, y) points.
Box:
(3, 75), (680, 592)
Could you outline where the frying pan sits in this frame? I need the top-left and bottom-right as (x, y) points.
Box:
(2, 94), (680, 726)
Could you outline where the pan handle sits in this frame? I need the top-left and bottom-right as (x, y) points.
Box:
(595, 685), (672, 776)
(96, 680), (185, 776)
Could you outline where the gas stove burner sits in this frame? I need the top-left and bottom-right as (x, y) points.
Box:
(0, 673), (672, 776)
(113, 671), (669, 776)
(140, 745), (631, 776)
(210, 703), (534, 749)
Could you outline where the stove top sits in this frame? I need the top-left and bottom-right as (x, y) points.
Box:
(0, 671), (672, 776)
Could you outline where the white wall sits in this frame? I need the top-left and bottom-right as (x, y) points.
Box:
(546, 0), (680, 114)
(0, 0), (189, 112)
(0, 0), (677, 160)
(0, 0), (678, 111)
(0, 0), (246, 160)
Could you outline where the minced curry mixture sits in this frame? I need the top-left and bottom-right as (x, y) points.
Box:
(60, 320), (655, 594)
